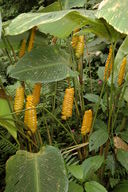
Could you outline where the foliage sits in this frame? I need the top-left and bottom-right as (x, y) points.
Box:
(5, 146), (68, 192)
(0, 0), (128, 191)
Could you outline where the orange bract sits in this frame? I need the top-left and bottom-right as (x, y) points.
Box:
(24, 95), (37, 133)
(28, 27), (36, 52)
(32, 83), (42, 106)
(19, 39), (26, 58)
(81, 109), (93, 136)
(104, 45), (113, 80)
(61, 88), (74, 120)
(14, 86), (24, 115)
(118, 57), (127, 86)
(75, 35), (85, 58)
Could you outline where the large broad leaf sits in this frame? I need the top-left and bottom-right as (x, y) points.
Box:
(5, 10), (93, 36)
(85, 181), (107, 192)
(8, 45), (75, 83)
(5, 146), (68, 192)
(113, 181), (128, 192)
(117, 149), (128, 171)
(5, 10), (112, 40)
(96, 0), (128, 35)
(89, 129), (108, 151)
(0, 98), (17, 139)
(82, 155), (104, 179)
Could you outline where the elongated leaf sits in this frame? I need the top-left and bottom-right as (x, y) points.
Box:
(82, 155), (104, 179)
(5, 10), (111, 39)
(89, 129), (108, 151)
(113, 181), (128, 192)
(5, 146), (68, 192)
(117, 149), (128, 171)
(8, 45), (75, 83)
(0, 98), (17, 139)
(85, 181), (107, 192)
(96, 0), (128, 35)
(5, 10), (91, 36)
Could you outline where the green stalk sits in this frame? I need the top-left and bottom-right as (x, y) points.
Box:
(41, 105), (78, 144)
(90, 81), (106, 135)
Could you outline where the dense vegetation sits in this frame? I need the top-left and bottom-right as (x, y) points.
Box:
(0, 0), (128, 191)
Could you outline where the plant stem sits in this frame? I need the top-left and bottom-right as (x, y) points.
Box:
(90, 81), (106, 135)
(41, 105), (77, 144)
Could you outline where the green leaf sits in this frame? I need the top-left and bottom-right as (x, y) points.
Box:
(96, 0), (128, 35)
(97, 67), (105, 81)
(0, 98), (17, 139)
(8, 45), (76, 83)
(5, 146), (68, 192)
(39, 2), (61, 12)
(62, 0), (86, 9)
(89, 129), (108, 151)
(84, 93), (99, 103)
(82, 155), (104, 179)
(113, 181), (128, 192)
(124, 87), (128, 102)
(68, 165), (83, 180)
(68, 182), (83, 192)
(94, 119), (107, 131)
(5, 10), (111, 39)
(85, 181), (107, 192)
(0, 13), (2, 39)
(114, 36), (128, 75)
(5, 10), (92, 36)
(117, 149), (128, 171)
(120, 131), (128, 143)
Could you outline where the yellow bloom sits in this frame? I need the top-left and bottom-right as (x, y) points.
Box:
(81, 109), (93, 136)
(61, 88), (74, 120)
(118, 57), (127, 86)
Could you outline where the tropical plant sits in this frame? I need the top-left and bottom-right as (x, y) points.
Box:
(0, 0), (128, 191)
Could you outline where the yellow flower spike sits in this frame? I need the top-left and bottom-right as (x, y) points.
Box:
(24, 95), (37, 134)
(61, 88), (74, 120)
(71, 29), (80, 49)
(75, 35), (85, 58)
(81, 109), (93, 136)
(19, 39), (26, 58)
(14, 86), (24, 115)
(71, 36), (79, 49)
(28, 27), (36, 52)
(32, 83), (42, 106)
(104, 45), (113, 81)
(118, 57), (127, 86)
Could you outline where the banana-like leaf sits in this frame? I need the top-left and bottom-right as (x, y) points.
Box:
(5, 146), (68, 192)
(5, 9), (111, 39)
(8, 45), (76, 83)
(96, 0), (128, 35)
(0, 98), (17, 139)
